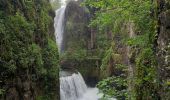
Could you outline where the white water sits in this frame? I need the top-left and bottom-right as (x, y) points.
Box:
(53, 0), (116, 100)
(54, 6), (66, 52)
(60, 72), (102, 100)
(54, 0), (77, 52)
(78, 88), (103, 100)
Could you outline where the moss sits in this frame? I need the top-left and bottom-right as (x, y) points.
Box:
(134, 48), (159, 99)
(0, 0), (59, 99)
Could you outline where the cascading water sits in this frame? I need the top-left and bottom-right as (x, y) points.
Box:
(54, 6), (66, 52)
(60, 71), (102, 100)
(60, 72), (87, 100)
(53, 0), (116, 100)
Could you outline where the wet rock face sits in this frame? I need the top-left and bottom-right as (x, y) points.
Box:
(60, 1), (90, 70)
(60, 59), (78, 70)
(157, 1), (170, 76)
(63, 1), (90, 51)
(157, 0), (170, 99)
(158, 11), (170, 47)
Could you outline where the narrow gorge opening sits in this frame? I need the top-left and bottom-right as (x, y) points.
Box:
(53, 0), (108, 100)
(0, 0), (169, 100)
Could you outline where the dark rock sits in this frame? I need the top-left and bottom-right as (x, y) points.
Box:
(157, 0), (170, 99)
(160, 10), (170, 28)
(6, 88), (19, 100)
(60, 59), (77, 70)
(63, 1), (90, 51)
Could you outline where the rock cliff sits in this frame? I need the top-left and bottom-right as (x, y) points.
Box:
(157, 0), (170, 99)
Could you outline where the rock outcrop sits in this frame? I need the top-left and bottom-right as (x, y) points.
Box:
(63, 1), (90, 51)
(59, 1), (101, 86)
(157, 0), (170, 99)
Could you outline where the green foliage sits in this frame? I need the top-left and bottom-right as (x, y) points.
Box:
(85, 0), (159, 99)
(85, 0), (157, 42)
(60, 47), (87, 61)
(0, 11), (35, 72)
(28, 43), (45, 76)
(0, 0), (59, 99)
(127, 34), (149, 47)
(100, 42), (115, 70)
(134, 48), (159, 99)
(42, 39), (59, 79)
(60, 38), (87, 61)
(85, 0), (156, 32)
(0, 89), (5, 96)
(97, 76), (127, 100)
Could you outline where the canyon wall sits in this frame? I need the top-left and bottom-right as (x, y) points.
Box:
(0, 0), (59, 100)
(157, 0), (170, 99)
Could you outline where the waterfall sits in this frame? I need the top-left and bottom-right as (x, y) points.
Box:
(53, 0), (116, 100)
(60, 72), (87, 100)
(60, 72), (102, 100)
(54, 0), (77, 52)
(54, 6), (66, 52)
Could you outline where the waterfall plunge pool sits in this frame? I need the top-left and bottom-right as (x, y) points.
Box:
(60, 71), (116, 100)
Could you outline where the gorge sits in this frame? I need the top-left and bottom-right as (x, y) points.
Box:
(54, 0), (106, 100)
(0, 0), (169, 100)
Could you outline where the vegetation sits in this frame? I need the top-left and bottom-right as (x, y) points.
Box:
(84, 0), (161, 99)
(0, 0), (59, 99)
(0, 0), (169, 100)
(97, 76), (127, 100)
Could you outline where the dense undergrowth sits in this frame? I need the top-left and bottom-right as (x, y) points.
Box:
(84, 0), (161, 99)
(0, 0), (169, 100)
(0, 0), (59, 99)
